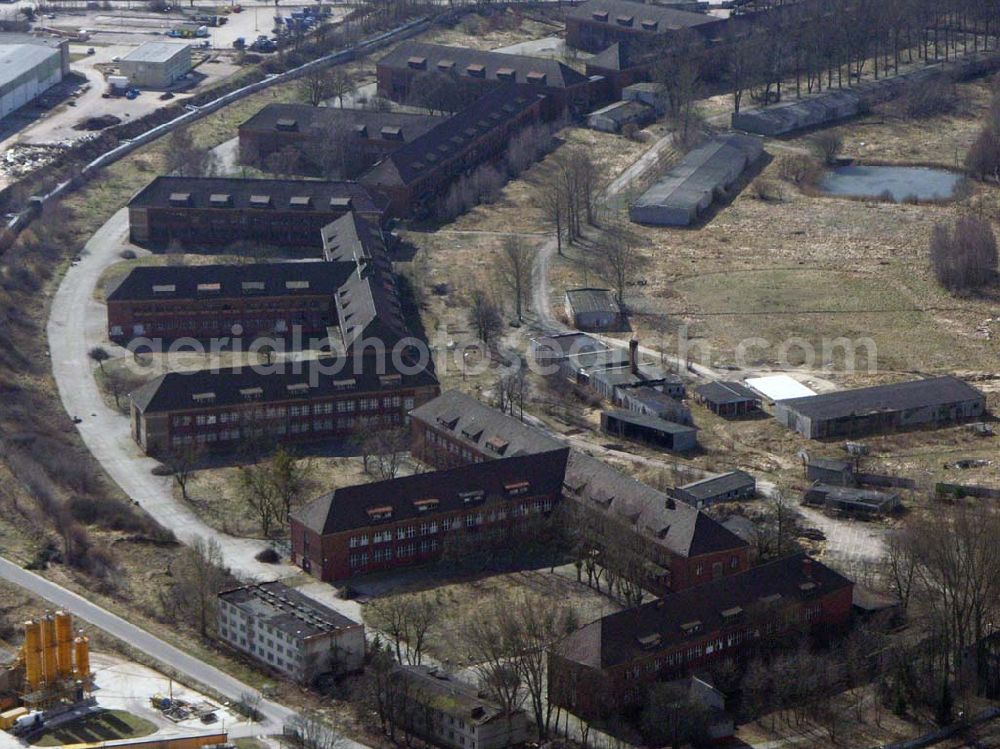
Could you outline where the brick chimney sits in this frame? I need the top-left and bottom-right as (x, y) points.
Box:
(802, 557), (813, 579)
(629, 337), (639, 376)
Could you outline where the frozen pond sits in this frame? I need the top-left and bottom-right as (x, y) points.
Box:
(818, 164), (963, 202)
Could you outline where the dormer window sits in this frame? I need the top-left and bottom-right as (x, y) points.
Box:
(197, 283), (221, 293)
(436, 414), (459, 430)
(334, 378), (356, 390)
(407, 56), (427, 70)
(152, 284), (176, 294)
(367, 506), (393, 521)
(285, 280), (310, 290)
(496, 67), (515, 81)
(414, 498), (439, 513)
(721, 606), (743, 620)
(680, 620), (702, 635)
(460, 490), (485, 505)
(505, 481), (529, 496)
(637, 633), (661, 649)
(168, 192), (191, 206)
(485, 436), (508, 455)
(289, 196), (312, 210)
(592, 10), (608, 21)
(192, 392), (216, 404)
(209, 193), (231, 207)
(526, 71), (546, 85)
(437, 60), (454, 72)
(461, 427), (483, 442)
(616, 15), (633, 26)
(275, 118), (298, 132)
(466, 63), (486, 78)
(379, 374), (402, 387)
(241, 281), (265, 292)
(641, 19), (658, 30)
(330, 196), (353, 210)
(759, 593), (783, 605)
(286, 383), (310, 395)
(380, 126), (403, 141)
(240, 387), (263, 400)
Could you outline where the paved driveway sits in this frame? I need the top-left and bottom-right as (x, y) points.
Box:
(46, 207), (283, 581)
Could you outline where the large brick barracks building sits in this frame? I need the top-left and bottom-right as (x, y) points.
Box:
(548, 553), (854, 720)
(105, 262), (349, 343)
(564, 0), (726, 53)
(129, 353), (439, 457)
(409, 391), (750, 595)
(289, 448), (570, 581)
(127, 176), (388, 247)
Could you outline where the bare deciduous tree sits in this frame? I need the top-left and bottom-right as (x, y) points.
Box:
(494, 236), (534, 322)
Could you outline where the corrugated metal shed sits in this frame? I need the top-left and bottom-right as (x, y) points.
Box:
(629, 133), (763, 226)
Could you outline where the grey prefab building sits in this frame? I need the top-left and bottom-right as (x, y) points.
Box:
(775, 376), (987, 439)
(673, 470), (756, 509)
(118, 42), (192, 88)
(0, 42), (64, 120)
(802, 483), (900, 516)
(601, 409), (697, 451)
(565, 287), (622, 330)
(217, 581), (365, 683)
(629, 133), (763, 226)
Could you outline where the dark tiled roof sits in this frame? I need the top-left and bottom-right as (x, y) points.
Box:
(676, 470), (755, 502)
(362, 84), (546, 188)
(532, 332), (610, 358)
(128, 176), (389, 216)
(566, 287), (619, 315)
(106, 261), (353, 302)
(411, 391), (746, 559)
(219, 580), (358, 637)
(778, 376), (985, 421)
(566, 0), (719, 30)
(587, 41), (649, 72)
(239, 103), (443, 141)
(130, 352), (438, 414)
(292, 448), (569, 535)
(554, 553), (852, 669)
(397, 666), (525, 725)
(378, 42), (589, 88)
(696, 381), (760, 405)
(321, 213), (410, 346)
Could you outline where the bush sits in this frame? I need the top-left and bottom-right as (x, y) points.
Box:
(965, 127), (1000, 181)
(901, 75), (959, 119)
(929, 215), (998, 292)
(813, 132), (842, 165)
(119, 249), (136, 259)
(753, 178), (782, 202)
(67, 495), (159, 534)
(255, 547), (281, 563)
(778, 154), (822, 186)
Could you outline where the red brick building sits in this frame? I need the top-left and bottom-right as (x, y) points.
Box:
(565, 0), (726, 53)
(128, 352), (439, 457)
(360, 84), (546, 218)
(289, 448), (569, 581)
(237, 104), (444, 178)
(409, 391), (750, 595)
(105, 261), (350, 343)
(375, 42), (595, 118)
(548, 554), (854, 720)
(127, 176), (388, 248)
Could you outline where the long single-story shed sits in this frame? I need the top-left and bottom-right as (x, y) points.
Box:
(673, 470), (756, 508)
(775, 376), (987, 439)
(629, 133), (763, 226)
(695, 381), (761, 418)
(601, 409), (697, 452)
(803, 483), (901, 516)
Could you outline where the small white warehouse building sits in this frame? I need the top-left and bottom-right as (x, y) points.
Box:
(118, 41), (192, 89)
(0, 42), (64, 120)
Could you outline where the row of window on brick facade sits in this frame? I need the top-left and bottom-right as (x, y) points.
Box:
(421, 428), (485, 463)
(170, 412), (403, 446)
(171, 396), (412, 428)
(347, 500), (553, 549)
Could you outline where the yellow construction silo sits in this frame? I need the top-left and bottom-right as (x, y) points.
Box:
(22, 620), (43, 691)
(73, 636), (90, 680)
(42, 615), (58, 685)
(55, 611), (73, 680)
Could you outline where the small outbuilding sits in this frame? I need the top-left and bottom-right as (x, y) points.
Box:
(802, 483), (901, 516)
(118, 41), (192, 89)
(695, 381), (761, 418)
(805, 457), (855, 486)
(587, 100), (654, 133)
(601, 409), (697, 452)
(673, 470), (756, 508)
(622, 81), (668, 115)
(565, 287), (623, 330)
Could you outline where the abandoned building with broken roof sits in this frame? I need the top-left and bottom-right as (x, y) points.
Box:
(127, 176), (389, 247)
(774, 375), (987, 439)
(548, 553), (853, 719)
(237, 103), (444, 178)
(409, 390), (750, 595)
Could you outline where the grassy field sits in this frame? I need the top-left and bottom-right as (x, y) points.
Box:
(30, 710), (156, 747)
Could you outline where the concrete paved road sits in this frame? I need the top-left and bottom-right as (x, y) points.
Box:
(0, 557), (294, 733)
(46, 207), (282, 581)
